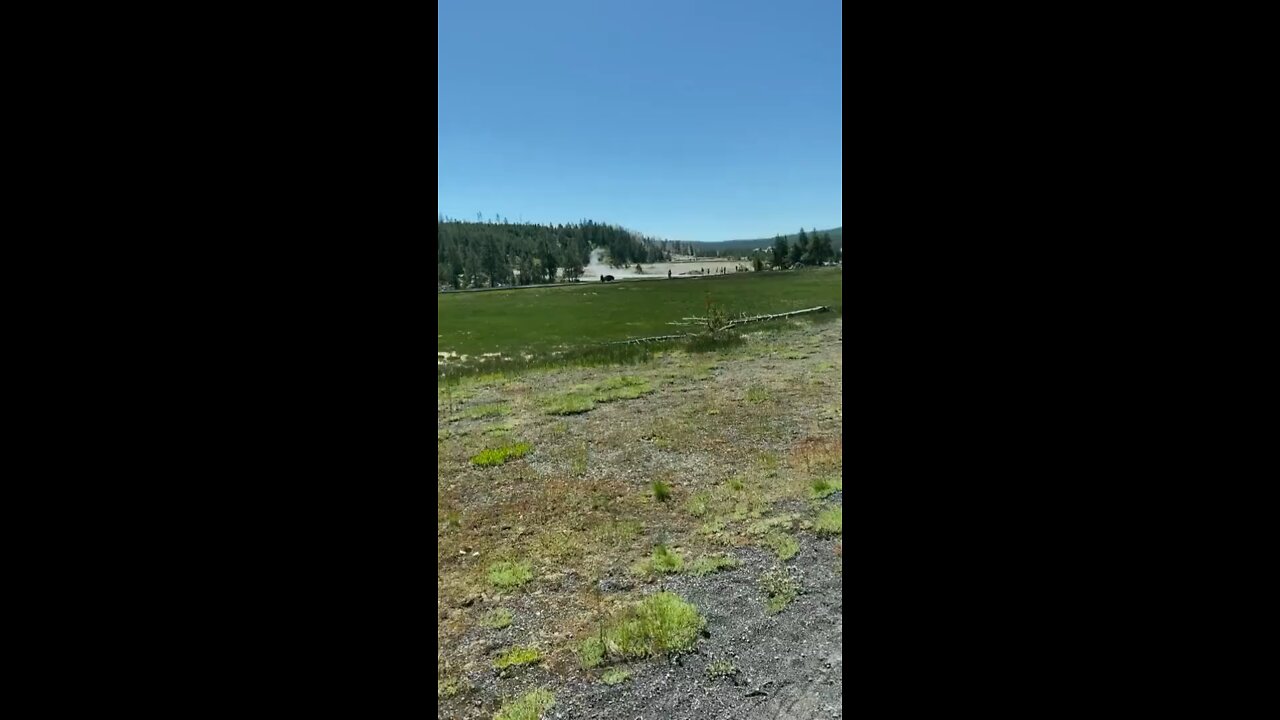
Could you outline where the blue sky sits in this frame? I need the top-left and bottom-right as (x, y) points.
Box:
(438, 0), (842, 242)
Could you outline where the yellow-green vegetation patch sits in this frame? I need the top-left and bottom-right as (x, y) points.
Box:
(706, 659), (738, 679)
(579, 591), (706, 668)
(494, 688), (555, 720)
(763, 531), (800, 560)
(470, 442), (532, 466)
(726, 489), (768, 521)
(542, 376), (652, 416)
(760, 567), (802, 614)
(746, 386), (770, 404)
(698, 516), (728, 538)
(687, 553), (740, 576)
(592, 375), (654, 401)
(746, 514), (797, 537)
(631, 544), (683, 577)
(810, 477), (842, 499)
(815, 505), (842, 535)
(601, 668), (631, 685)
(543, 394), (596, 415)
(493, 646), (541, 671)
(483, 607), (513, 629)
(651, 544), (682, 573)
(487, 561), (533, 589)
(484, 422), (517, 435)
(439, 675), (471, 698)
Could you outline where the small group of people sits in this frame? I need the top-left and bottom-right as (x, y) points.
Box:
(663, 266), (740, 279)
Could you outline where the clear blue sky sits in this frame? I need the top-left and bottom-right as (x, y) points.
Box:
(438, 0), (842, 242)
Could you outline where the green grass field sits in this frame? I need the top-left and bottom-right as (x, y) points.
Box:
(438, 268), (841, 361)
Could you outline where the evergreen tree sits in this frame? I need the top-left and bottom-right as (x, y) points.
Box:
(790, 230), (807, 265)
(773, 236), (790, 269)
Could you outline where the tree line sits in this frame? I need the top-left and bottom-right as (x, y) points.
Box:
(437, 218), (671, 289)
(764, 229), (838, 269)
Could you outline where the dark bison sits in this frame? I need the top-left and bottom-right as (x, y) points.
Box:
(603, 275), (615, 282)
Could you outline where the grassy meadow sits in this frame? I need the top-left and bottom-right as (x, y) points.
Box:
(438, 268), (841, 365)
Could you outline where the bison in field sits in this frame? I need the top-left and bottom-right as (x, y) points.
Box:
(602, 275), (615, 282)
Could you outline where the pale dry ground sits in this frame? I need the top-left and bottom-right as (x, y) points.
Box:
(438, 319), (842, 720)
(583, 253), (752, 279)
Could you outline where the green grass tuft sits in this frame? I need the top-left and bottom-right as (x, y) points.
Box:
(652, 480), (671, 502)
(493, 689), (555, 720)
(687, 554), (740, 576)
(439, 676), (471, 698)
(592, 375), (654, 401)
(470, 442), (533, 466)
(493, 646), (541, 670)
(602, 668), (631, 685)
(630, 544), (684, 577)
(651, 544), (683, 573)
(543, 394), (596, 415)
(764, 532), (799, 560)
(579, 591), (706, 667)
(746, 386), (770, 404)
(810, 477), (842, 499)
(487, 561), (533, 590)
(815, 505), (842, 536)
(579, 637), (605, 668)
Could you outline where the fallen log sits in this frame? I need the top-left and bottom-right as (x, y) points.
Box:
(609, 306), (829, 345)
(723, 306), (829, 328)
(607, 333), (693, 345)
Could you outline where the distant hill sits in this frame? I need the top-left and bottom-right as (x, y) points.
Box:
(683, 227), (842, 255)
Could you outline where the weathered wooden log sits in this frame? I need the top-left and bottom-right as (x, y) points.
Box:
(607, 333), (693, 345)
(609, 306), (829, 344)
(723, 306), (829, 328)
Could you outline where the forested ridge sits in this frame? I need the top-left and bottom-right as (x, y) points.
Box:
(437, 218), (700, 289)
(437, 218), (840, 289)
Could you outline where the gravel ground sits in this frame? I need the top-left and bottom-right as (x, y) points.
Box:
(439, 319), (842, 719)
(545, 531), (842, 720)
